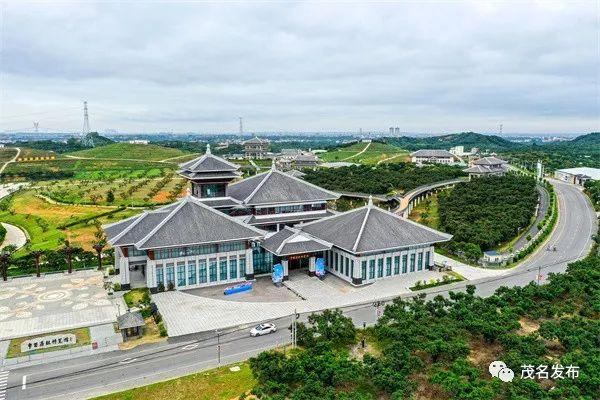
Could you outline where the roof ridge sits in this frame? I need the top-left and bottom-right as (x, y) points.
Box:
(271, 169), (340, 199)
(185, 195), (266, 235)
(352, 203), (372, 252)
(243, 170), (273, 204)
(134, 198), (189, 248)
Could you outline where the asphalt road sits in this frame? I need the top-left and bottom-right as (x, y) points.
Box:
(3, 179), (596, 400)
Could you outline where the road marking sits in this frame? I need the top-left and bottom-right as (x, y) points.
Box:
(22, 375), (27, 390)
(181, 343), (199, 350)
(0, 370), (9, 400)
(119, 358), (138, 364)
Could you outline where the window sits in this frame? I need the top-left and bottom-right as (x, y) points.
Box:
(345, 257), (350, 276)
(402, 254), (408, 273)
(369, 259), (375, 279)
(386, 257), (392, 276)
(334, 253), (339, 272)
(239, 256), (246, 277)
(425, 251), (430, 268)
(219, 258), (228, 280)
(377, 258), (384, 278)
(219, 242), (245, 253)
(230, 258), (238, 279)
(186, 244), (218, 256)
(410, 254), (415, 272)
(188, 260), (197, 285)
(166, 263), (175, 286)
(127, 246), (146, 257)
(209, 259), (217, 282)
(394, 256), (400, 275)
(418, 252), (423, 271)
(177, 262), (186, 286)
(156, 265), (164, 287)
(199, 260), (207, 284)
(361, 260), (367, 280)
(350, 260), (354, 279)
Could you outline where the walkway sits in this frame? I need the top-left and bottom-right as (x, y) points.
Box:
(0, 223), (27, 250)
(510, 184), (550, 252)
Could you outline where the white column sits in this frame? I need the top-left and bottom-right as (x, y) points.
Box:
(244, 247), (254, 278)
(119, 248), (130, 286)
(146, 260), (155, 288)
(282, 258), (289, 280)
(308, 256), (316, 276)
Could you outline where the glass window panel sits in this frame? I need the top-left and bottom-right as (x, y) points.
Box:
(394, 256), (400, 275)
(166, 263), (175, 286)
(199, 260), (207, 283)
(187, 260), (197, 285)
(177, 262), (186, 286)
(418, 252), (423, 271)
(369, 260), (375, 279)
(230, 258), (238, 279)
(377, 258), (384, 278)
(219, 258), (228, 281)
(402, 254), (408, 273)
(410, 254), (416, 272)
(361, 260), (367, 280)
(239, 256), (246, 277)
(386, 257), (392, 276)
(209, 259), (217, 282)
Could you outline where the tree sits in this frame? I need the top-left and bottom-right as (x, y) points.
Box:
(61, 239), (75, 274)
(0, 245), (17, 281)
(92, 225), (107, 271)
(106, 190), (115, 203)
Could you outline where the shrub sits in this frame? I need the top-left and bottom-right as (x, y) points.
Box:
(113, 282), (121, 291)
(158, 322), (168, 337)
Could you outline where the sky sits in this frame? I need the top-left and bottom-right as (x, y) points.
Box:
(1, 1), (599, 134)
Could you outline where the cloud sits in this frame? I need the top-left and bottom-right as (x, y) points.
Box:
(1, 1), (598, 133)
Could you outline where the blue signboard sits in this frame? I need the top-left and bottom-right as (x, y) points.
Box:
(224, 282), (253, 295)
(272, 263), (284, 283)
(315, 257), (325, 277)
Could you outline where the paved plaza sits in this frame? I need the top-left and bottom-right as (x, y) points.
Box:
(0, 270), (117, 340)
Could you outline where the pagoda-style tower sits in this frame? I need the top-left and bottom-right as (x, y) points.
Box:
(178, 144), (241, 198)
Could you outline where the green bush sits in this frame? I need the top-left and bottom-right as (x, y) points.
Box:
(158, 322), (168, 337)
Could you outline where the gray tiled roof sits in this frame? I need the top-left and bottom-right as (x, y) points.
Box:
(410, 149), (455, 158)
(286, 169), (306, 178)
(463, 164), (508, 174)
(178, 148), (240, 173)
(243, 136), (269, 144)
(179, 170), (241, 180)
(299, 200), (452, 254)
(472, 156), (507, 166)
(262, 227), (332, 256)
(196, 196), (242, 208)
(227, 169), (339, 205)
(117, 311), (145, 329)
(242, 210), (334, 226)
(105, 196), (264, 250)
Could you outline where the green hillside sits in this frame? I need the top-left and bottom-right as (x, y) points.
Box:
(68, 142), (191, 161)
(386, 132), (519, 152)
(321, 141), (409, 165)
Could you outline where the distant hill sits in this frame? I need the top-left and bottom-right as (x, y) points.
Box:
(386, 132), (519, 152)
(82, 132), (114, 147)
(67, 142), (191, 161)
(7, 133), (114, 154)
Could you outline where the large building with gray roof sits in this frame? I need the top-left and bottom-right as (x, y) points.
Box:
(411, 149), (458, 165)
(104, 146), (452, 291)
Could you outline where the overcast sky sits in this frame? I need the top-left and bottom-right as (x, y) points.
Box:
(1, 1), (598, 134)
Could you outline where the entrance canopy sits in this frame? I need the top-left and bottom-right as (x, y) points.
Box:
(262, 227), (332, 257)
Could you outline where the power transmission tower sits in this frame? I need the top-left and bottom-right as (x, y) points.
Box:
(33, 121), (39, 133)
(499, 123), (503, 135)
(81, 101), (94, 147)
(238, 117), (243, 135)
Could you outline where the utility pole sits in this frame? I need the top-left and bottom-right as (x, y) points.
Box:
(83, 101), (90, 135)
(216, 329), (221, 364)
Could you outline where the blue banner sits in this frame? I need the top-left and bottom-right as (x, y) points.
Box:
(272, 263), (284, 283)
(315, 257), (325, 277)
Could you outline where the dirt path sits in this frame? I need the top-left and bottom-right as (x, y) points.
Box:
(376, 153), (406, 165)
(341, 141), (371, 161)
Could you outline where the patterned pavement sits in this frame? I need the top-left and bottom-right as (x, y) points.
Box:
(0, 271), (117, 340)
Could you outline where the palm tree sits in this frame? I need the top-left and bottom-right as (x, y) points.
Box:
(61, 239), (75, 274)
(32, 249), (44, 277)
(0, 245), (17, 281)
(92, 228), (107, 271)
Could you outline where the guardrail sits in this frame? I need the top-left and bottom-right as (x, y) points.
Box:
(395, 177), (468, 216)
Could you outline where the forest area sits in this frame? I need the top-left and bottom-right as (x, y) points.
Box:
(437, 175), (538, 259)
(248, 243), (600, 400)
(303, 163), (465, 195)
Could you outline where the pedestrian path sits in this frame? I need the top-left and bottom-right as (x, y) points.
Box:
(434, 253), (507, 280)
(0, 370), (8, 400)
(0, 222), (27, 250)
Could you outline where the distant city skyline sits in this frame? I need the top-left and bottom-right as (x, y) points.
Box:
(1, 1), (598, 134)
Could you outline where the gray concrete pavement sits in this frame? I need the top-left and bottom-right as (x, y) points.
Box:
(3, 179), (596, 400)
(0, 223), (27, 251)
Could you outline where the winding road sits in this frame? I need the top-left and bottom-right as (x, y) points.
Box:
(3, 179), (596, 400)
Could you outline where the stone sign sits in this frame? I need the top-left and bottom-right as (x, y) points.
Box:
(21, 333), (77, 353)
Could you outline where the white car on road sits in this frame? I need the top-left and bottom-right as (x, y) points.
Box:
(250, 323), (277, 337)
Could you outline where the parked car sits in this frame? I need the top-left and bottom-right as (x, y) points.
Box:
(250, 323), (277, 337)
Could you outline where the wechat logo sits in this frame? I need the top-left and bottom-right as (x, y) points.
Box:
(489, 360), (514, 383)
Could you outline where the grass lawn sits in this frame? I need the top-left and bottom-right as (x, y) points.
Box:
(321, 142), (409, 165)
(0, 189), (140, 252)
(68, 143), (190, 161)
(17, 147), (58, 159)
(7, 327), (91, 358)
(0, 147), (18, 163)
(92, 362), (256, 400)
(123, 288), (150, 308)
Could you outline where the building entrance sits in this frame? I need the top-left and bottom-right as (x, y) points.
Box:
(288, 255), (310, 270)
